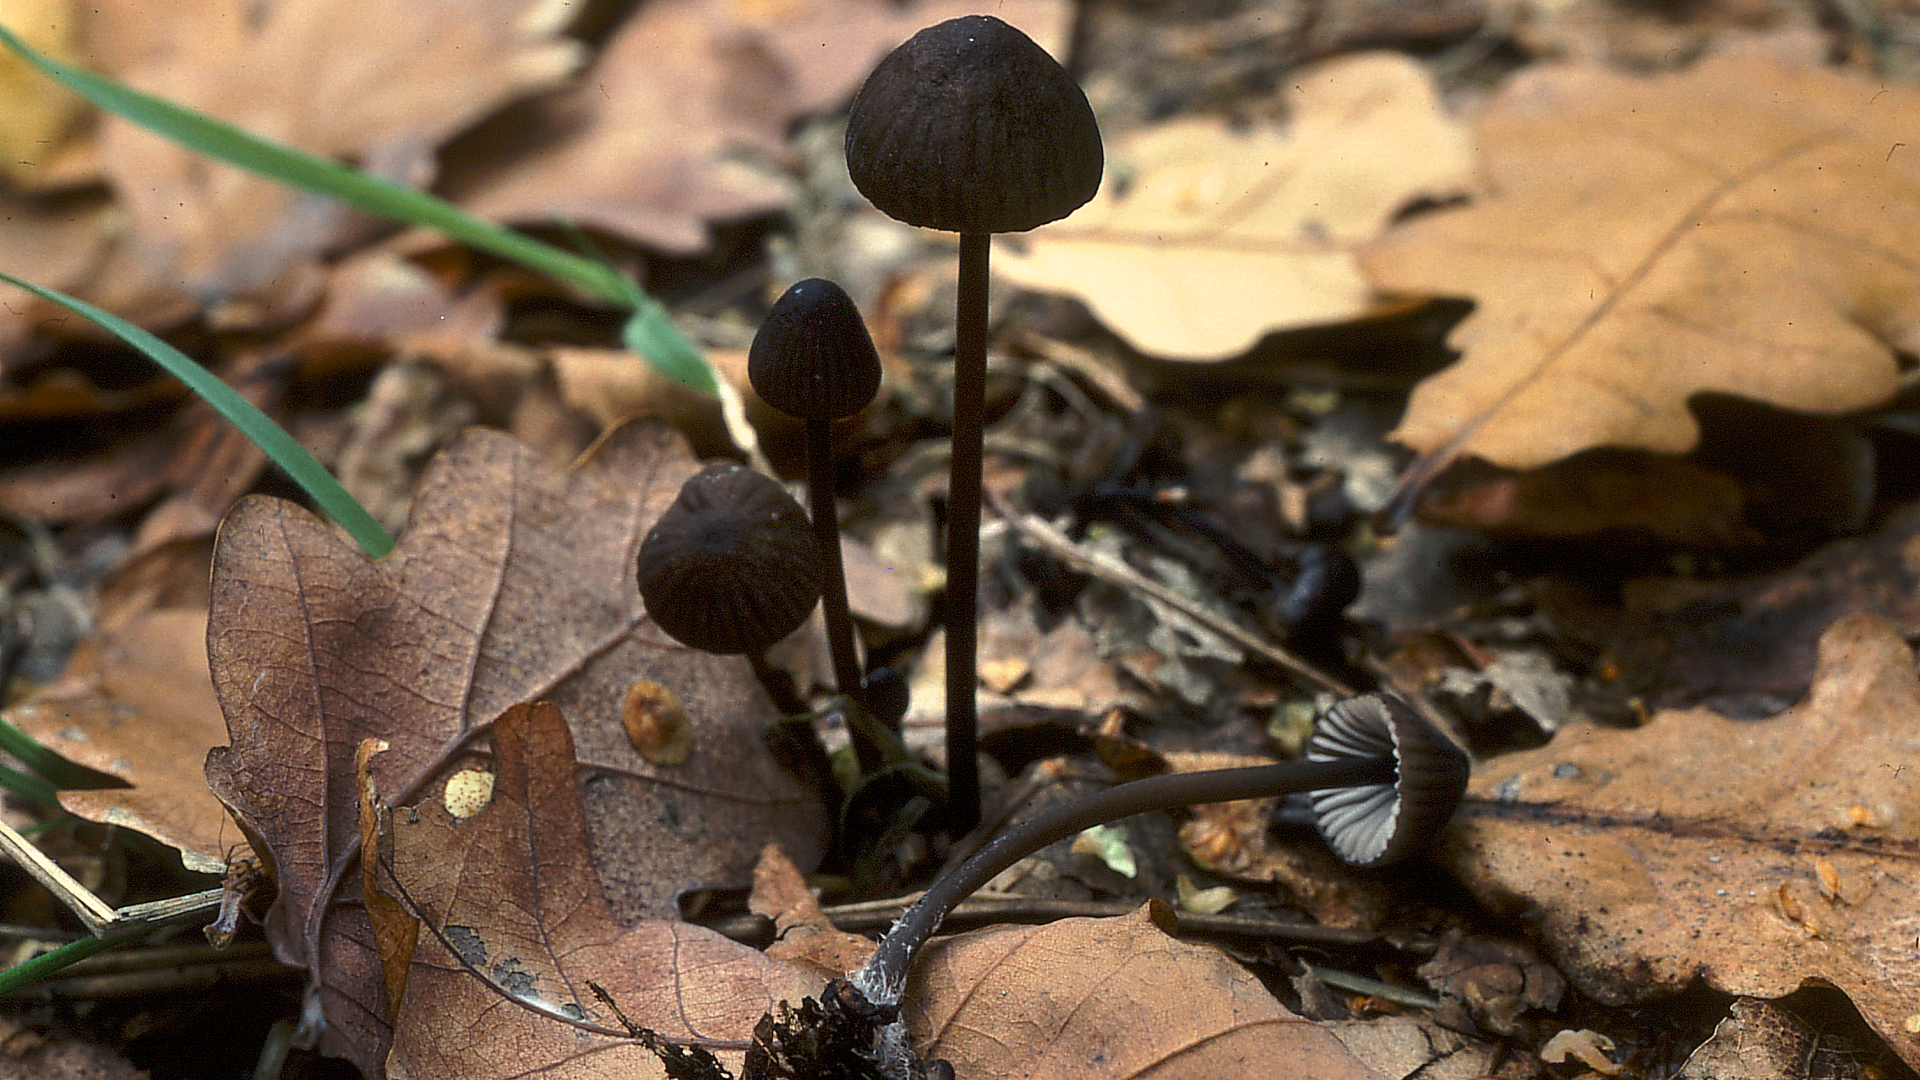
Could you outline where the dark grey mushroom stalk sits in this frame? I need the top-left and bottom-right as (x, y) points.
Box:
(845, 15), (1103, 834)
(749, 278), (887, 772)
(850, 693), (1469, 1008)
(636, 463), (822, 696)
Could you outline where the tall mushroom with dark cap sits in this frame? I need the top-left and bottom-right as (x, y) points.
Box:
(749, 278), (886, 772)
(845, 15), (1103, 834)
(849, 692), (1469, 1010)
(637, 463), (822, 693)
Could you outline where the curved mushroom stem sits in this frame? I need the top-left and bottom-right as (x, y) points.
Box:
(748, 651), (807, 716)
(944, 231), (991, 836)
(806, 416), (884, 773)
(852, 753), (1397, 1006)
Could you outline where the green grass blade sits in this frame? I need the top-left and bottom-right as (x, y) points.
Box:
(0, 21), (625, 306)
(560, 221), (716, 394)
(0, 273), (395, 559)
(15, 815), (77, 837)
(0, 718), (120, 791)
(0, 763), (59, 808)
(0, 21), (720, 393)
(0, 934), (120, 995)
(623, 303), (718, 394)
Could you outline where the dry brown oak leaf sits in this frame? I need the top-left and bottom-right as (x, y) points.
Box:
(997, 51), (1471, 360)
(87, 0), (580, 328)
(1674, 997), (1865, 1080)
(903, 902), (1386, 1079)
(0, 198), (111, 365)
(1441, 614), (1920, 1070)
(6, 609), (230, 873)
(455, 0), (1068, 254)
(747, 841), (879, 983)
(203, 421), (828, 1077)
(1363, 50), (1920, 479)
(373, 702), (820, 1080)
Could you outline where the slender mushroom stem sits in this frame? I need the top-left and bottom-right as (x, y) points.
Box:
(854, 753), (1396, 1005)
(944, 231), (991, 836)
(806, 416), (883, 772)
(748, 651), (806, 716)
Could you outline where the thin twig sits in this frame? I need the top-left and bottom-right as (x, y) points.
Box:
(989, 495), (1353, 697)
(0, 817), (115, 931)
(0, 817), (223, 936)
(1305, 962), (1442, 1010)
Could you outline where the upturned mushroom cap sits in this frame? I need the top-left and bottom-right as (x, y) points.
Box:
(637, 464), (821, 655)
(1305, 693), (1469, 868)
(845, 15), (1102, 235)
(749, 278), (883, 421)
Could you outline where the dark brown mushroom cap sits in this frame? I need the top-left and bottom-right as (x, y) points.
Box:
(749, 278), (883, 421)
(637, 464), (821, 655)
(1305, 693), (1469, 868)
(845, 15), (1102, 235)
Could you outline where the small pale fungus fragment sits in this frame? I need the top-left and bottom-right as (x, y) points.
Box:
(443, 768), (494, 818)
(979, 657), (1029, 694)
(1175, 874), (1237, 915)
(1539, 1029), (1620, 1076)
(623, 678), (692, 766)
(1071, 824), (1137, 878)
(1815, 856), (1842, 901)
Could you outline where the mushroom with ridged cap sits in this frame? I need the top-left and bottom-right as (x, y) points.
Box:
(846, 14), (1103, 835)
(637, 463), (821, 658)
(749, 278), (886, 772)
(1305, 692), (1471, 868)
(849, 691), (1469, 1010)
(845, 16), (1103, 235)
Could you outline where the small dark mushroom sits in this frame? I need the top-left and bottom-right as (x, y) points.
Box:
(850, 692), (1468, 1006)
(1305, 692), (1470, 868)
(637, 463), (821, 658)
(846, 14), (1103, 834)
(749, 278), (882, 423)
(748, 279), (885, 771)
(845, 16), (1103, 236)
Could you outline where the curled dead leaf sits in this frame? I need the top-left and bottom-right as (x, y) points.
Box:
(378, 702), (821, 1079)
(202, 422), (827, 1074)
(91, 0), (581, 326)
(6, 609), (228, 873)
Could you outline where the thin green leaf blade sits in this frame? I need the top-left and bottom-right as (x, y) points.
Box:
(0, 718), (121, 791)
(0, 21), (629, 307)
(0, 763), (59, 808)
(0, 935), (120, 995)
(0, 272), (394, 558)
(0, 21), (721, 395)
(623, 304), (718, 394)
